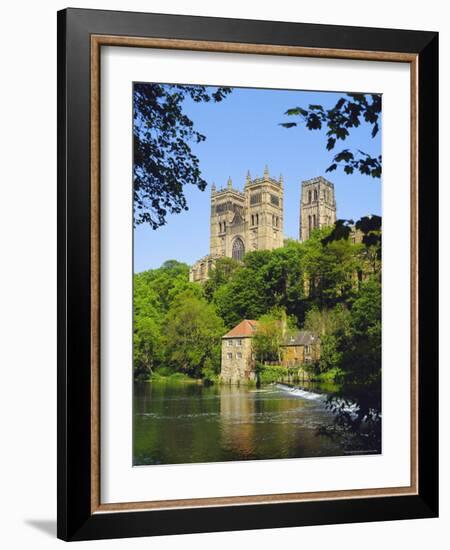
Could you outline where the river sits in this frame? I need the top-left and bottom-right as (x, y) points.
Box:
(133, 379), (381, 466)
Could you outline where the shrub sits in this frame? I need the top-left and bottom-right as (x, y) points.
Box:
(256, 363), (289, 384)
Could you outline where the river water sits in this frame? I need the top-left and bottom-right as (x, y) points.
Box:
(133, 380), (381, 466)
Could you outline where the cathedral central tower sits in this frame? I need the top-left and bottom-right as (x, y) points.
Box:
(210, 166), (284, 259)
(190, 171), (339, 283)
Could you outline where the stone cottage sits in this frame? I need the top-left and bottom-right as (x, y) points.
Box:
(220, 320), (320, 384)
(220, 320), (258, 384)
(281, 331), (320, 366)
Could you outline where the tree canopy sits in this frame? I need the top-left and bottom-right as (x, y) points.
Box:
(280, 93), (382, 178)
(133, 218), (381, 385)
(165, 291), (225, 379)
(133, 83), (231, 228)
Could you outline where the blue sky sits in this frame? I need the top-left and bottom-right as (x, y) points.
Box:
(134, 86), (381, 272)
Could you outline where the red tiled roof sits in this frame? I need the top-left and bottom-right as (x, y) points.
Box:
(222, 319), (258, 339)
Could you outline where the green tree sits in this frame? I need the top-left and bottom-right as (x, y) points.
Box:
(258, 244), (306, 320)
(253, 309), (289, 363)
(134, 315), (162, 377)
(280, 93), (381, 178)
(356, 215), (382, 277)
(133, 83), (231, 228)
(133, 260), (201, 377)
(335, 277), (382, 383)
(203, 257), (240, 302)
(302, 227), (362, 308)
(212, 247), (308, 328)
(304, 304), (351, 373)
(213, 264), (271, 328)
(165, 291), (225, 378)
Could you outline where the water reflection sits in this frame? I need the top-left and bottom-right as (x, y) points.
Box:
(133, 380), (381, 466)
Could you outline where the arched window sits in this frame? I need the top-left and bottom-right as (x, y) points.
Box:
(308, 215), (312, 233)
(219, 222), (222, 233)
(314, 189), (318, 201)
(308, 190), (312, 203)
(251, 214), (254, 226)
(232, 237), (245, 261)
(256, 213), (259, 225)
(313, 214), (317, 228)
(223, 221), (226, 232)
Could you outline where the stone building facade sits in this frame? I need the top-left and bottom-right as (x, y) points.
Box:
(299, 176), (336, 241)
(220, 320), (258, 384)
(220, 320), (320, 384)
(190, 167), (284, 282)
(281, 331), (321, 366)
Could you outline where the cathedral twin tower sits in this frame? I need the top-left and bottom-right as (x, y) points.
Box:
(189, 167), (336, 283)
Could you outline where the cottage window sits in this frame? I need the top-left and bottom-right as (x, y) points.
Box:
(227, 353), (233, 360)
(236, 339), (242, 346)
(305, 345), (310, 354)
(227, 340), (233, 347)
(236, 352), (242, 359)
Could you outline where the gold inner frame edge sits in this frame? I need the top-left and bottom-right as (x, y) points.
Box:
(90, 34), (419, 514)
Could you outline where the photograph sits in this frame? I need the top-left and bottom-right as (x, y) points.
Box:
(52, 5), (438, 543)
(132, 82), (383, 466)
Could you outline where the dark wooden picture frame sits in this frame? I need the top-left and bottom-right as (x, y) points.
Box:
(57, 8), (438, 541)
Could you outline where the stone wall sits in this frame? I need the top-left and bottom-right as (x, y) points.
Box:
(220, 337), (255, 384)
(281, 342), (321, 366)
(210, 168), (284, 260)
(299, 176), (336, 241)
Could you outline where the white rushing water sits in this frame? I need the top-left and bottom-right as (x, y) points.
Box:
(275, 383), (363, 418)
(275, 383), (325, 401)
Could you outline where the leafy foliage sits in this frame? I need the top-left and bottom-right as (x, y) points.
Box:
(203, 257), (241, 302)
(252, 309), (292, 363)
(165, 291), (225, 379)
(341, 277), (382, 383)
(133, 83), (231, 228)
(133, 218), (381, 385)
(304, 305), (351, 374)
(280, 93), (382, 178)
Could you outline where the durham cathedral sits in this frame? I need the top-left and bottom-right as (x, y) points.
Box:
(189, 167), (337, 283)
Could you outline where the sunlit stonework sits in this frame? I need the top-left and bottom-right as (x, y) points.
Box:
(189, 168), (337, 283)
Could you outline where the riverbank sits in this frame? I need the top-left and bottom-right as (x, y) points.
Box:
(137, 364), (345, 387)
(141, 372), (205, 384)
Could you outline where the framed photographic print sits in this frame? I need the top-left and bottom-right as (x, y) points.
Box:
(57, 8), (438, 541)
